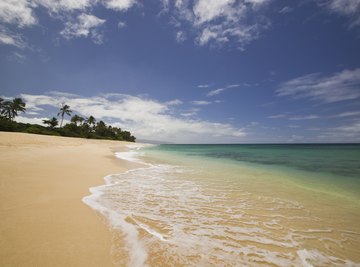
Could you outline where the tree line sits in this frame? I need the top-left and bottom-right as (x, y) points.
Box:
(0, 97), (136, 142)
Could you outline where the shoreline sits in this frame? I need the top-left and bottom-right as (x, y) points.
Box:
(0, 132), (141, 267)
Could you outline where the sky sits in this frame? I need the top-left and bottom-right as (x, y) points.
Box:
(0, 0), (360, 143)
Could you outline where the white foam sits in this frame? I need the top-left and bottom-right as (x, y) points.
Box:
(83, 191), (148, 267)
(297, 249), (360, 267)
(137, 222), (167, 242)
(82, 146), (360, 266)
(115, 151), (144, 163)
(114, 143), (152, 164)
(82, 143), (152, 266)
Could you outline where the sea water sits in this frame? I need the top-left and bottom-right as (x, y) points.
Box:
(83, 144), (360, 266)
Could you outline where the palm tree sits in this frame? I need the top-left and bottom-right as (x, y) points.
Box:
(43, 117), (59, 128)
(57, 103), (72, 128)
(86, 115), (96, 126)
(86, 115), (96, 131)
(0, 97), (26, 120)
(0, 100), (12, 119)
(70, 114), (84, 126)
(13, 98), (26, 113)
(0, 97), (4, 118)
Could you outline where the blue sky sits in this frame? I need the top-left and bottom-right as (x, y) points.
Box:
(0, 0), (360, 143)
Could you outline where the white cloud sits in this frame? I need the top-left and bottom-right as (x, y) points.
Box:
(207, 87), (226, 97)
(34, 0), (92, 13)
(162, 0), (271, 49)
(245, 0), (268, 6)
(0, 0), (271, 49)
(207, 84), (240, 97)
(102, 0), (137, 11)
(0, 28), (27, 48)
(267, 114), (286, 119)
(268, 114), (320, 120)
(287, 134), (304, 142)
(333, 111), (360, 118)
(193, 0), (236, 25)
(277, 68), (360, 103)
(288, 115), (320, 120)
(197, 84), (210, 88)
(0, 0), (138, 47)
(8, 51), (27, 62)
(181, 108), (200, 117)
(19, 92), (246, 143)
(175, 30), (186, 42)
(319, 120), (360, 141)
(165, 99), (183, 105)
(60, 13), (106, 44)
(160, 0), (169, 11)
(318, 0), (360, 27)
(334, 121), (360, 133)
(34, 0), (136, 13)
(279, 6), (293, 14)
(197, 26), (229, 46)
(118, 21), (126, 28)
(191, 100), (211, 105)
(15, 115), (48, 125)
(0, 0), (37, 27)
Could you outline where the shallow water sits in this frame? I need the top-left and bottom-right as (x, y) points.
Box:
(83, 144), (360, 266)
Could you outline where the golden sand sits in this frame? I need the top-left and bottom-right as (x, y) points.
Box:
(0, 132), (138, 267)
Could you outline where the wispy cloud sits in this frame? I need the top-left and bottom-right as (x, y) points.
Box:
(181, 108), (200, 117)
(60, 13), (106, 44)
(197, 84), (210, 88)
(18, 92), (246, 143)
(288, 115), (320, 121)
(207, 84), (240, 97)
(267, 114), (286, 119)
(319, 120), (360, 142)
(269, 110), (360, 121)
(191, 100), (211, 105)
(175, 31), (186, 43)
(165, 99), (183, 106)
(207, 88), (226, 97)
(317, 0), (360, 27)
(8, 51), (27, 63)
(279, 6), (294, 14)
(334, 121), (360, 134)
(267, 113), (320, 120)
(0, 0), (37, 27)
(276, 68), (360, 103)
(160, 0), (271, 49)
(332, 111), (360, 118)
(0, 0), (138, 46)
(117, 21), (126, 28)
(0, 28), (27, 48)
(102, 0), (137, 11)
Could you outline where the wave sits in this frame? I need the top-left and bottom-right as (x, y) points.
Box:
(83, 146), (360, 266)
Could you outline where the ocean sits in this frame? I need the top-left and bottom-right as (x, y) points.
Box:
(83, 144), (360, 266)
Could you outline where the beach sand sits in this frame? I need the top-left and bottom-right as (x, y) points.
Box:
(0, 132), (138, 267)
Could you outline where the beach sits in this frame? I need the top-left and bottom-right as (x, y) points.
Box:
(0, 132), (138, 267)
(1, 133), (360, 266)
(85, 143), (360, 266)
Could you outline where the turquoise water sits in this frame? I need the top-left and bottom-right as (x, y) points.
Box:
(84, 144), (360, 266)
(146, 144), (360, 178)
(145, 144), (360, 201)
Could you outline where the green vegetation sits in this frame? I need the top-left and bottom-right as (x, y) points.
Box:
(0, 98), (136, 142)
(0, 97), (26, 120)
(57, 103), (72, 128)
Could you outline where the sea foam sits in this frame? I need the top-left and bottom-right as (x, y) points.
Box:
(83, 145), (360, 266)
